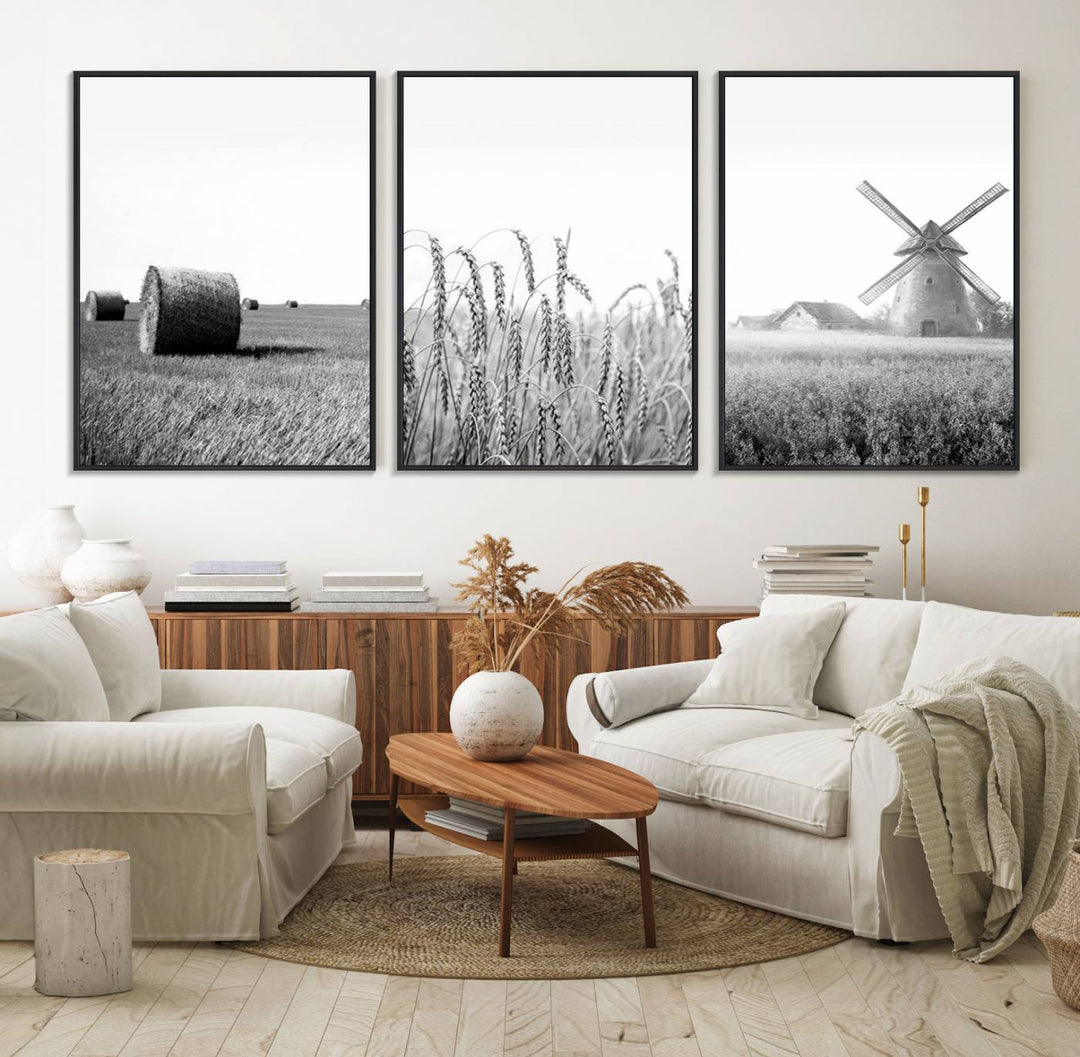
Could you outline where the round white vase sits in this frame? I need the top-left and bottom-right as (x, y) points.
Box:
(61, 540), (152, 603)
(6, 505), (87, 605)
(449, 670), (544, 762)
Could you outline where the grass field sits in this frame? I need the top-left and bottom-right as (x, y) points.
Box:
(724, 329), (1015, 467)
(79, 303), (371, 467)
(403, 230), (692, 467)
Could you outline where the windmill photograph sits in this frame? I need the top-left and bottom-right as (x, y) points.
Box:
(722, 73), (1018, 470)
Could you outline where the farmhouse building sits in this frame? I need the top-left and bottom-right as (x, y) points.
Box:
(774, 301), (864, 331)
(732, 314), (776, 330)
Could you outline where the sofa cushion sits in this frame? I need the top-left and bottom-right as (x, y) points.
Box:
(760, 594), (925, 717)
(68, 592), (162, 721)
(698, 729), (853, 837)
(136, 705), (362, 787)
(903, 602), (1080, 710)
(0, 608), (109, 722)
(265, 739), (328, 833)
(685, 606), (844, 718)
(589, 706), (852, 804)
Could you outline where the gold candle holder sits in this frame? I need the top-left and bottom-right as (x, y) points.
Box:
(898, 523), (911, 601)
(917, 486), (930, 602)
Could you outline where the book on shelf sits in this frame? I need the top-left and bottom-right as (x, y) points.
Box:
(761, 545), (879, 557)
(175, 573), (293, 589)
(423, 807), (588, 841)
(165, 589), (299, 604)
(189, 560), (288, 575)
(753, 560), (872, 572)
(322, 571), (424, 589)
(163, 600), (300, 613)
(309, 587), (430, 604)
(298, 600), (438, 613)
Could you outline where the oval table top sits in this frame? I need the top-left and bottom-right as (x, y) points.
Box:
(386, 733), (657, 819)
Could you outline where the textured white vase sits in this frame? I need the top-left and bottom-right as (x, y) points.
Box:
(6, 505), (87, 605)
(61, 540), (152, 603)
(450, 670), (545, 762)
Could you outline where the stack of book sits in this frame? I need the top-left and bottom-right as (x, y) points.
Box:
(424, 797), (588, 841)
(164, 560), (298, 612)
(299, 571), (436, 613)
(753, 545), (878, 598)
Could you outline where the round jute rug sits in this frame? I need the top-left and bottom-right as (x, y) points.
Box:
(232, 856), (848, 979)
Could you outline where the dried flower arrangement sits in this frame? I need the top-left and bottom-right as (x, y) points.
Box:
(453, 534), (689, 673)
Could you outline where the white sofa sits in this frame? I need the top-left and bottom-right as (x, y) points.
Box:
(0, 595), (361, 941)
(568, 596), (1080, 941)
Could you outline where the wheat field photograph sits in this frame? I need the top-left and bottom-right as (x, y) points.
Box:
(76, 72), (374, 469)
(399, 73), (696, 469)
(722, 73), (1017, 470)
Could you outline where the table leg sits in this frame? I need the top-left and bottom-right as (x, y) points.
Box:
(388, 772), (399, 884)
(636, 815), (657, 948)
(499, 808), (516, 957)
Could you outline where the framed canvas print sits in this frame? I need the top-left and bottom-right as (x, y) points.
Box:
(398, 71), (697, 470)
(721, 72), (1019, 470)
(74, 71), (375, 470)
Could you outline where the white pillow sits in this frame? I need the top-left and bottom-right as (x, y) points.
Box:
(903, 602), (1080, 710)
(684, 605), (845, 719)
(760, 594), (925, 717)
(68, 592), (162, 722)
(0, 608), (110, 721)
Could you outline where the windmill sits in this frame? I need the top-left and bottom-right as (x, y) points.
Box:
(856, 181), (1008, 337)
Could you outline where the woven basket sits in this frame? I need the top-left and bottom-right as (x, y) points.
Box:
(1034, 849), (1080, 1009)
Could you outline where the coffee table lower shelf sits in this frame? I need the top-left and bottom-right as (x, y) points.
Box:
(398, 795), (638, 861)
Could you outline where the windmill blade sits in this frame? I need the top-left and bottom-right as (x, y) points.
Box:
(856, 181), (922, 237)
(939, 183), (1008, 235)
(938, 250), (1002, 304)
(858, 252), (926, 305)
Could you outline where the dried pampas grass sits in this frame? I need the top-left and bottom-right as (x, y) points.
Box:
(138, 266), (241, 356)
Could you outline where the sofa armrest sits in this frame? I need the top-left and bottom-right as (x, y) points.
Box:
(567, 659), (714, 748)
(160, 668), (356, 725)
(0, 721), (265, 816)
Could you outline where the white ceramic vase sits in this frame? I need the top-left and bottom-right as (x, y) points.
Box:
(6, 505), (87, 605)
(449, 670), (544, 762)
(61, 540), (152, 603)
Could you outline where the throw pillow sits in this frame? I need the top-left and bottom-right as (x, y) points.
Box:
(684, 605), (845, 718)
(0, 607), (110, 721)
(68, 591), (162, 721)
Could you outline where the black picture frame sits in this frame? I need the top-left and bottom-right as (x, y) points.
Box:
(719, 70), (1020, 472)
(397, 70), (698, 471)
(73, 70), (377, 471)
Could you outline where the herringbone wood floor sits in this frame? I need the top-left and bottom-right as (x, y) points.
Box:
(2, 825), (1079, 1056)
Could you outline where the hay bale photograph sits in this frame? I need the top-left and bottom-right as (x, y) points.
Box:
(74, 72), (375, 469)
(83, 290), (126, 322)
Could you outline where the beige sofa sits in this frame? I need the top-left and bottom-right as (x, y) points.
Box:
(0, 596), (361, 941)
(568, 597), (1080, 941)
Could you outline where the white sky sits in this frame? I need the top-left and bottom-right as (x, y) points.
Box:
(80, 76), (370, 304)
(402, 76), (693, 308)
(725, 76), (1015, 318)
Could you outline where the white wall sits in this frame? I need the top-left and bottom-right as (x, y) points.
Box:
(2, 0), (1078, 614)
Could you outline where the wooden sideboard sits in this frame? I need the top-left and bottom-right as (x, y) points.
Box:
(21, 606), (757, 799)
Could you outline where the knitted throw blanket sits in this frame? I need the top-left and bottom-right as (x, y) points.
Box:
(855, 656), (1080, 962)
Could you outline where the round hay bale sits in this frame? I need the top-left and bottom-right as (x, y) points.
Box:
(241, 298), (260, 310)
(285, 300), (299, 308)
(138, 266), (241, 356)
(83, 291), (126, 322)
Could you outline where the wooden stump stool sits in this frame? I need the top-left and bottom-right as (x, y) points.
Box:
(34, 849), (132, 997)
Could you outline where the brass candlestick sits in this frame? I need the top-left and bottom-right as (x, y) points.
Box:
(898, 523), (911, 601)
(917, 486), (930, 602)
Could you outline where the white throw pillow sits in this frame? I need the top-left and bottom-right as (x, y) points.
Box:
(0, 607), (110, 721)
(684, 605), (845, 719)
(760, 594), (926, 717)
(68, 591), (162, 721)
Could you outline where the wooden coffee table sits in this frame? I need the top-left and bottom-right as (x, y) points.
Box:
(386, 733), (659, 957)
